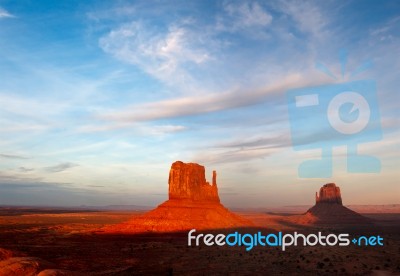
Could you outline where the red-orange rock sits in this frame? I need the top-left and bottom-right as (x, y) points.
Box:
(104, 161), (252, 233)
(315, 183), (342, 205)
(168, 161), (219, 202)
(108, 199), (252, 232)
(0, 257), (54, 276)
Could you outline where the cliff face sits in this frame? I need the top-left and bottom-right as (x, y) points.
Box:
(168, 161), (219, 202)
(316, 183), (342, 205)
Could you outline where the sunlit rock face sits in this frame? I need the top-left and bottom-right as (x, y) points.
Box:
(168, 161), (219, 202)
(315, 183), (342, 205)
(104, 161), (252, 233)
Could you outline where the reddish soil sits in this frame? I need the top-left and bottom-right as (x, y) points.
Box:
(0, 207), (399, 275)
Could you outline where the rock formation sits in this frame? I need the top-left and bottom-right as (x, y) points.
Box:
(304, 183), (371, 227)
(0, 254), (75, 276)
(315, 183), (342, 205)
(105, 161), (252, 232)
(168, 161), (219, 202)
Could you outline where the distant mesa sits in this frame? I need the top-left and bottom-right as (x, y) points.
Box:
(304, 183), (372, 226)
(105, 161), (252, 232)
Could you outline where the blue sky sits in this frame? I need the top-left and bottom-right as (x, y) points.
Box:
(0, 0), (399, 207)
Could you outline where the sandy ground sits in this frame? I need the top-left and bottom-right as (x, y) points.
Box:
(0, 207), (399, 275)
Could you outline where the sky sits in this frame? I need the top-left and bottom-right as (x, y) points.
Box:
(0, 0), (399, 208)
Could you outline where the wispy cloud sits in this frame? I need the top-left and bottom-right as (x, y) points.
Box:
(0, 93), (66, 129)
(0, 153), (29, 159)
(194, 146), (276, 165)
(0, 171), (42, 183)
(19, 167), (35, 172)
(0, 7), (14, 19)
(141, 124), (187, 136)
(276, 0), (330, 41)
(44, 162), (79, 173)
(86, 5), (136, 21)
(217, 1), (272, 36)
(214, 135), (290, 149)
(99, 72), (325, 123)
(99, 21), (210, 87)
(76, 121), (187, 136)
(370, 15), (400, 42)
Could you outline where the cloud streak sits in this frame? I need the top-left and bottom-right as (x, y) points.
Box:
(0, 7), (14, 18)
(99, 72), (325, 123)
(19, 167), (35, 172)
(0, 153), (29, 159)
(44, 162), (79, 173)
(194, 146), (276, 165)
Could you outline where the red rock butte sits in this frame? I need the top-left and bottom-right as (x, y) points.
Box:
(315, 183), (342, 205)
(104, 161), (252, 233)
(169, 161), (219, 202)
(304, 183), (371, 226)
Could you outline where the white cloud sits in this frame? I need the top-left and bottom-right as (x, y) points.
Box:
(224, 1), (272, 27)
(0, 7), (14, 18)
(99, 22), (210, 87)
(140, 124), (187, 136)
(278, 0), (328, 40)
(99, 72), (325, 123)
(217, 1), (272, 35)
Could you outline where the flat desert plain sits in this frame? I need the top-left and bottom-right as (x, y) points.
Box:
(0, 206), (399, 275)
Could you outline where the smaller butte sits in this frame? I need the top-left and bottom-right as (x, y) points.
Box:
(303, 183), (372, 226)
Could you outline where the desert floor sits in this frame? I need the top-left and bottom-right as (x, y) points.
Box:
(0, 207), (399, 275)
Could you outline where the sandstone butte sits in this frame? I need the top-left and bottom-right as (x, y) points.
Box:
(104, 161), (253, 233)
(300, 183), (372, 225)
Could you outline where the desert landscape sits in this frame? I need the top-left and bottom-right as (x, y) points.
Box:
(1, 1), (399, 275)
(0, 162), (399, 275)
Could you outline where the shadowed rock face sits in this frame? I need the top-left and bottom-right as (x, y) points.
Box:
(168, 161), (219, 202)
(316, 183), (342, 205)
(306, 183), (371, 226)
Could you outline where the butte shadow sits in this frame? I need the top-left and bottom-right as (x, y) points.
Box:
(104, 161), (253, 233)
